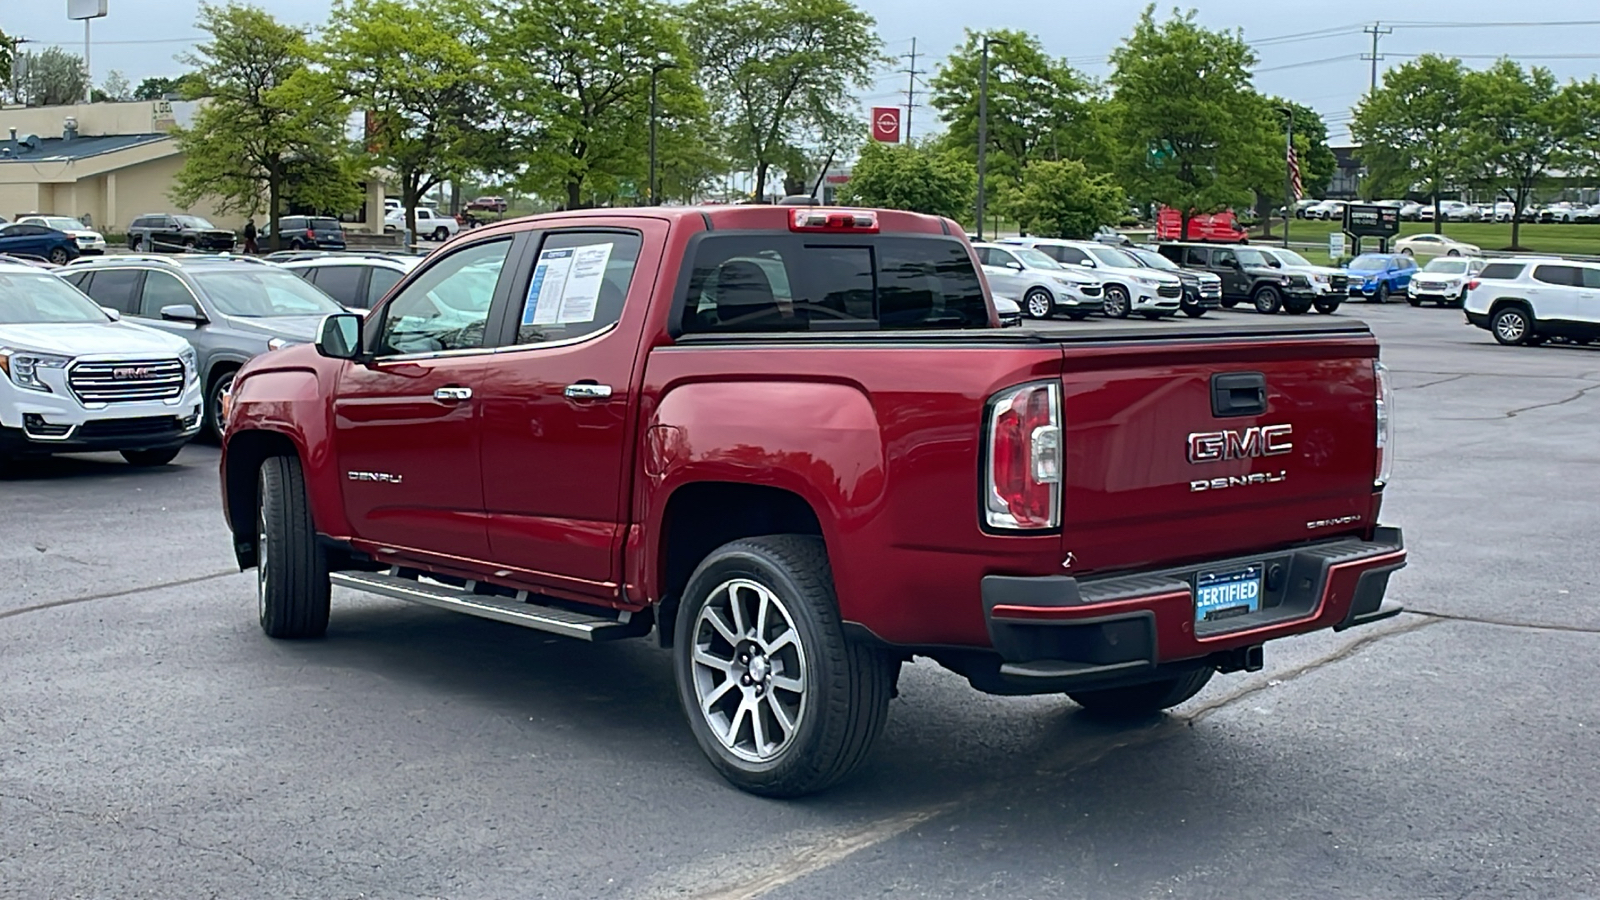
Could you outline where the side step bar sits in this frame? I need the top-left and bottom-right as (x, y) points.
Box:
(330, 570), (647, 642)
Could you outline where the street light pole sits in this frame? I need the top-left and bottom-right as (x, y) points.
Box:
(976, 35), (1006, 240)
(648, 56), (678, 206)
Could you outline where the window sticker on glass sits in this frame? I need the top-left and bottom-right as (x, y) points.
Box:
(525, 243), (616, 326)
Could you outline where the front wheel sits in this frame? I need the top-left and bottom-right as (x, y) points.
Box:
(673, 535), (899, 798)
(1447, 249), (1461, 257)
(1314, 299), (1341, 315)
(432, 227), (450, 241)
(1407, 297), (1422, 307)
(1373, 283), (1390, 304)
(1252, 286), (1283, 315)
(1022, 288), (1054, 320)
(1102, 285), (1131, 319)
(1283, 300), (1312, 315)
(1068, 669), (1214, 719)
(1219, 297), (1239, 309)
(1183, 304), (1208, 318)
(256, 455), (330, 639)
(121, 447), (182, 467)
(1400, 248), (1414, 257)
(1492, 306), (1533, 346)
(205, 370), (236, 442)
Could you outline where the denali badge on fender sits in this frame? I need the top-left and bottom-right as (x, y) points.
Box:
(1187, 424), (1293, 464)
(347, 471), (404, 484)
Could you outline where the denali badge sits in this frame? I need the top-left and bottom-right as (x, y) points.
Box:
(347, 471), (404, 484)
(1187, 424), (1293, 464)
(1191, 471), (1287, 492)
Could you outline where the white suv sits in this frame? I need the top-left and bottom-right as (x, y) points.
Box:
(973, 242), (1104, 320)
(1001, 238), (1183, 318)
(1464, 257), (1600, 346)
(0, 259), (202, 466)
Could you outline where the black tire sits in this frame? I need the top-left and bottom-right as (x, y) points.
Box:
(49, 247), (72, 265)
(256, 455), (330, 639)
(1183, 305), (1208, 318)
(288, 239), (304, 251)
(1447, 249), (1460, 257)
(1491, 306), (1533, 346)
(1400, 248), (1414, 257)
(1252, 285), (1282, 314)
(1022, 288), (1054, 320)
(1219, 297), (1239, 309)
(1068, 669), (1214, 719)
(1102, 285), (1131, 319)
(673, 535), (899, 798)
(182, 238), (197, 251)
(432, 227), (450, 241)
(1373, 283), (1389, 304)
(1407, 297), (1422, 307)
(1314, 299), (1341, 315)
(1283, 300), (1312, 315)
(204, 369), (236, 443)
(121, 447), (182, 467)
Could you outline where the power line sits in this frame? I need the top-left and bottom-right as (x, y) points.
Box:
(1255, 54), (1363, 74)
(35, 36), (204, 46)
(901, 37), (924, 143)
(1362, 22), (1393, 94)
(1389, 52), (1600, 60)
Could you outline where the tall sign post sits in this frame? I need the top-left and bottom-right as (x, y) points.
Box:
(67, 0), (109, 103)
(1342, 203), (1401, 256)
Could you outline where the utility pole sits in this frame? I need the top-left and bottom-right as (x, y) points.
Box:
(1361, 22), (1392, 94)
(7, 36), (29, 104)
(976, 35), (1006, 240)
(901, 37), (924, 144)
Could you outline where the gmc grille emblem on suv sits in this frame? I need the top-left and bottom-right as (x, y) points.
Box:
(112, 366), (153, 380)
(1187, 424), (1293, 464)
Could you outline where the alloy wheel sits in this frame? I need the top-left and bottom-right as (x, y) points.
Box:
(1495, 310), (1527, 344)
(690, 578), (808, 763)
(1025, 290), (1053, 319)
(1103, 286), (1130, 318)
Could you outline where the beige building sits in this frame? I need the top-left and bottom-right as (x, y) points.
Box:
(0, 99), (389, 236)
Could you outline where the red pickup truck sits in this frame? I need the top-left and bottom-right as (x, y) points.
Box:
(219, 205), (1406, 797)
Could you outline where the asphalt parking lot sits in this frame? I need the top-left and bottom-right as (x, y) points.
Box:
(3, 302), (1597, 900)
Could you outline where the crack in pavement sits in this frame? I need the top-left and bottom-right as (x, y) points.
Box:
(1402, 374), (1469, 390)
(0, 569), (240, 623)
(1502, 382), (1600, 418)
(1406, 608), (1600, 635)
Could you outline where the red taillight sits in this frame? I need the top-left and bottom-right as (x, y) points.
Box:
(306, 229), (316, 238)
(1467, 279), (1480, 291)
(985, 381), (1062, 530)
(1374, 361), (1393, 488)
(790, 209), (879, 233)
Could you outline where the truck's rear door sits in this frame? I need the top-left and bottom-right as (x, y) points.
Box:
(1049, 321), (1382, 575)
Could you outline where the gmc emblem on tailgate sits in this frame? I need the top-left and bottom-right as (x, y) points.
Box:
(1187, 424), (1293, 464)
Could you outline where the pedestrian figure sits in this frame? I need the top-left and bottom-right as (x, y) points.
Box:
(243, 218), (258, 254)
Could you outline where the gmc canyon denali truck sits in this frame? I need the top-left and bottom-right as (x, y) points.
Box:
(219, 206), (1406, 797)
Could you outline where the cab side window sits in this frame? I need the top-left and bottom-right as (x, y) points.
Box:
(1184, 248), (1210, 267)
(376, 239), (512, 356)
(138, 271), (194, 318)
(511, 231), (643, 346)
(1053, 246), (1091, 266)
(1213, 249), (1236, 268)
(83, 268), (143, 314)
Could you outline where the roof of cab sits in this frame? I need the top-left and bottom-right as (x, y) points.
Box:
(467, 205), (958, 240)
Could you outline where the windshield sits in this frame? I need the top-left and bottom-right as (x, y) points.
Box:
(175, 216), (218, 230)
(1086, 246), (1137, 267)
(1235, 249), (1273, 267)
(1127, 248), (1179, 270)
(193, 269), (345, 317)
(1014, 248), (1063, 269)
(1349, 256), (1389, 271)
(0, 273), (112, 324)
(1423, 259), (1471, 274)
(37, 217), (85, 232)
(1273, 249), (1314, 267)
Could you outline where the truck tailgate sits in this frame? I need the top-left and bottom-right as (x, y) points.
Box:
(1053, 324), (1379, 575)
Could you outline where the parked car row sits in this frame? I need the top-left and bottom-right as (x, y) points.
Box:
(1297, 197), (1600, 224)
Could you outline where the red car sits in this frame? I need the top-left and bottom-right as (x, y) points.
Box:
(466, 195), (508, 214)
(219, 205), (1406, 797)
(1156, 206), (1250, 243)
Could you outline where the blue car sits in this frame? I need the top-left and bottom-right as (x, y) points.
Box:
(0, 222), (81, 266)
(1345, 253), (1418, 303)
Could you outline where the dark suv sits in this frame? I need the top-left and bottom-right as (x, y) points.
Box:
(1157, 243), (1318, 314)
(273, 216), (347, 251)
(127, 214), (238, 253)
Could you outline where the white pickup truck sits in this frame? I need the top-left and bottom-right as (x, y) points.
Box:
(384, 207), (461, 241)
(0, 259), (202, 467)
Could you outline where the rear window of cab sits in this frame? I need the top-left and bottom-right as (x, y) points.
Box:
(681, 235), (989, 333)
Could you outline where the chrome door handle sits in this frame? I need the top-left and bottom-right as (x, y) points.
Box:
(563, 383), (613, 400)
(433, 386), (472, 402)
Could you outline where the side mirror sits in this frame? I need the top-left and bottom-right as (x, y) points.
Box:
(315, 313), (364, 360)
(160, 303), (208, 324)
(1076, 259), (1097, 268)
(1005, 261), (1024, 271)
(100, 306), (121, 321)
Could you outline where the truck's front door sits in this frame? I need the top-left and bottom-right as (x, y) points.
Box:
(476, 222), (664, 600)
(333, 236), (517, 564)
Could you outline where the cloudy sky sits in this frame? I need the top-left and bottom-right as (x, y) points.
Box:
(10, 0), (1600, 144)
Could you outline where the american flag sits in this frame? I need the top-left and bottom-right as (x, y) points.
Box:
(1288, 145), (1304, 200)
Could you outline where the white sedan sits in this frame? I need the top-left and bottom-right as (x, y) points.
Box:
(17, 215), (108, 255)
(1393, 233), (1481, 259)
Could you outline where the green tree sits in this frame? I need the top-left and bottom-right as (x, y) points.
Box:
(1107, 6), (1275, 238)
(1554, 77), (1600, 187)
(929, 30), (1094, 196)
(490, 0), (711, 209)
(17, 47), (89, 107)
(1002, 159), (1125, 239)
(1, 28), (14, 96)
(1272, 100), (1334, 200)
(321, 0), (497, 236)
(1462, 60), (1565, 250)
(170, 2), (359, 249)
(92, 70), (132, 103)
(838, 140), (975, 220)
(134, 76), (187, 100)
(1351, 55), (1470, 233)
(685, 0), (881, 200)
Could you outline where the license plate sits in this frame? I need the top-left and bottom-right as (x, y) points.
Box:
(1194, 564), (1263, 624)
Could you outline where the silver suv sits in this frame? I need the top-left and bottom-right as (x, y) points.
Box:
(58, 255), (347, 438)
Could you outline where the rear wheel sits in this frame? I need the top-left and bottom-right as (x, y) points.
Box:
(1023, 288), (1054, 320)
(673, 535), (899, 798)
(182, 237), (197, 251)
(121, 447), (182, 467)
(1252, 285), (1283, 314)
(49, 247), (72, 265)
(1492, 306), (1533, 346)
(256, 455), (330, 639)
(432, 227), (450, 241)
(1447, 249), (1461, 257)
(1102, 285), (1131, 319)
(1068, 669), (1214, 719)
(1314, 299), (1341, 314)
(1400, 248), (1414, 257)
